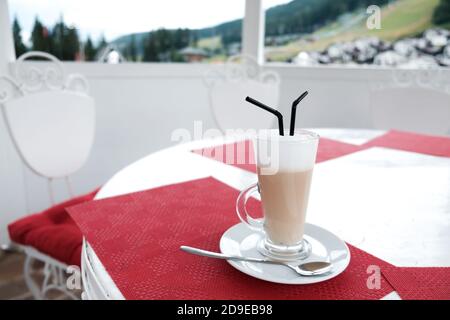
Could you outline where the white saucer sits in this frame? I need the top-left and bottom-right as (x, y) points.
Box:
(220, 222), (351, 285)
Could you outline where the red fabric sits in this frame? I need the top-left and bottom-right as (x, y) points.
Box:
(193, 131), (450, 174)
(193, 138), (361, 173)
(8, 189), (98, 266)
(68, 177), (396, 300)
(382, 266), (450, 300)
(316, 138), (362, 163)
(193, 140), (257, 173)
(362, 130), (450, 157)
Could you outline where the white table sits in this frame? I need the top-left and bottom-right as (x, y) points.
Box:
(81, 129), (450, 300)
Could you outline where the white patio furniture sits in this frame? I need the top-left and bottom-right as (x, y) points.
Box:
(204, 54), (281, 134)
(0, 51), (96, 299)
(370, 68), (450, 136)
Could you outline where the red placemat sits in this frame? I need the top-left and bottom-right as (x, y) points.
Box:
(382, 266), (450, 300)
(192, 138), (361, 173)
(193, 131), (450, 174)
(68, 177), (396, 300)
(316, 138), (362, 162)
(362, 130), (450, 157)
(193, 140), (257, 173)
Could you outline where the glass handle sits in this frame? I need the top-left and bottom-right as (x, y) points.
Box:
(236, 183), (263, 232)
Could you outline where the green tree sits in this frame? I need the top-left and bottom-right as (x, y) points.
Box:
(50, 19), (64, 58)
(143, 33), (159, 62)
(51, 17), (80, 61)
(12, 16), (27, 57)
(31, 17), (51, 53)
(84, 36), (97, 61)
(142, 28), (193, 62)
(190, 32), (198, 48)
(65, 26), (80, 60)
(156, 28), (173, 53)
(433, 0), (450, 26)
(96, 35), (108, 54)
(170, 49), (184, 62)
(128, 34), (138, 61)
(173, 29), (184, 48)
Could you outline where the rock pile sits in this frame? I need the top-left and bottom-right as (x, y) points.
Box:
(293, 28), (450, 68)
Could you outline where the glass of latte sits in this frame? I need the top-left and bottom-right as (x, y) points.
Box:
(236, 129), (319, 260)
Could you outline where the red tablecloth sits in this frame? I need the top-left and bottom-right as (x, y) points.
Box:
(193, 130), (450, 172)
(69, 177), (397, 300)
(68, 130), (450, 300)
(362, 130), (450, 157)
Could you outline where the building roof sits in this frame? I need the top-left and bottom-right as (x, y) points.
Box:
(179, 47), (209, 57)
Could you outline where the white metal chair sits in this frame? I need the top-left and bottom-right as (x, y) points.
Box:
(370, 68), (450, 136)
(0, 52), (96, 299)
(204, 54), (281, 134)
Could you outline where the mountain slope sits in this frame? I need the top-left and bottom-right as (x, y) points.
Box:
(113, 0), (390, 51)
(112, 0), (444, 62)
(266, 0), (441, 61)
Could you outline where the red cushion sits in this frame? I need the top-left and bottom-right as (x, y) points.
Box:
(8, 188), (99, 266)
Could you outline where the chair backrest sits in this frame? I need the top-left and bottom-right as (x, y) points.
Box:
(0, 52), (96, 179)
(371, 87), (450, 136)
(370, 68), (450, 136)
(204, 55), (280, 133)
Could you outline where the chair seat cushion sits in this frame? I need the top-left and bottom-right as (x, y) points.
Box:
(8, 189), (98, 266)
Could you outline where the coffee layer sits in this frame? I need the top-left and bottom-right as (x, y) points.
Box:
(257, 168), (313, 246)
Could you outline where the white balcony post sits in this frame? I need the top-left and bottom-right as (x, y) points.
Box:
(0, 0), (15, 74)
(242, 0), (265, 64)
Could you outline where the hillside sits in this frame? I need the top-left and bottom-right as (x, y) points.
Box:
(266, 0), (441, 61)
(112, 0), (445, 62)
(113, 0), (390, 57)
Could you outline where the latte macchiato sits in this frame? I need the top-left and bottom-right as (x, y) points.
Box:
(236, 129), (319, 260)
(258, 168), (313, 246)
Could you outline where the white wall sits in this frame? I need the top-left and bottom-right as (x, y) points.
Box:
(1, 62), (449, 244)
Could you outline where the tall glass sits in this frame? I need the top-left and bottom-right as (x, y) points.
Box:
(236, 129), (319, 260)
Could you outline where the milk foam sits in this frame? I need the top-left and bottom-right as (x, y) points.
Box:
(255, 129), (319, 173)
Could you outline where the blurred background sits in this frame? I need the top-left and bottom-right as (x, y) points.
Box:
(7, 0), (450, 66)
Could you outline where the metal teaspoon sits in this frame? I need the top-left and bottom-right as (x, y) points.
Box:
(180, 245), (332, 276)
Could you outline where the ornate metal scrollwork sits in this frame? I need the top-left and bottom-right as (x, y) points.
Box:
(4, 51), (90, 96)
(226, 54), (261, 82)
(205, 54), (281, 88)
(371, 64), (450, 95)
(259, 70), (281, 86)
(14, 52), (66, 92)
(66, 74), (90, 93)
(203, 54), (281, 134)
(0, 76), (23, 103)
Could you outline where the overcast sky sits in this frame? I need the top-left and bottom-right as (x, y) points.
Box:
(8, 0), (291, 42)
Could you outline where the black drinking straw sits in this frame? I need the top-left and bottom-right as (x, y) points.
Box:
(245, 96), (284, 136)
(289, 91), (309, 136)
